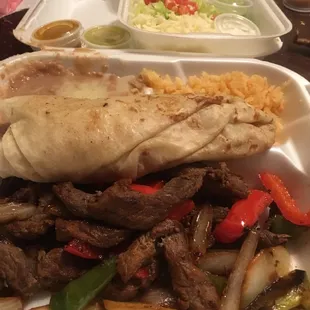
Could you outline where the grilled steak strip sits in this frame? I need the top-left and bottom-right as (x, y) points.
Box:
(5, 212), (54, 240)
(196, 163), (248, 206)
(0, 242), (39, 296)
(39, 189), (73, 218)
(53, 167), (207, 230)
(163, 231), (220, 310)
(118, 234), (156, 284)
(259, 230), (291, 249)
(55, 218), (131, 248)
(118, 219), (181, 283)
(37, 248), (87, 290)
(103, 260), (159, 302)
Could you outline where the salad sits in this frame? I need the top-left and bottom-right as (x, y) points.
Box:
(129, 0), (218, 33)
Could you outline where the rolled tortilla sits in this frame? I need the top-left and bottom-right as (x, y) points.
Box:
(0, 94), (275, 183)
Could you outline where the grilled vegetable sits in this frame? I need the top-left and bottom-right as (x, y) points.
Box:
(241, 246), (291, 308)
(260, 173), (310, 226)
(220, 229), (260, 310)
(103, 300), (176, 310)
(214, 190), (273, 243)
(190, 205), (213, 256)
(245, 270), (306, 310)
(50, 258), (116, 310)
(197, 250), (238, 276)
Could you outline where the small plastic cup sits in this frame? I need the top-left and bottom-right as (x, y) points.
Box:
(283, 0), (310, 12)
(80, 25), (132, 49)
(212, 0), (253, 16)
(31, 20), (83, 48)
(215, 13), (261, 36)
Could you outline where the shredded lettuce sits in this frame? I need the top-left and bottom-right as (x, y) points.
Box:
(129, 0), (217, 33)
(194, 0), (217, 15)
(152, 1), (171, 19)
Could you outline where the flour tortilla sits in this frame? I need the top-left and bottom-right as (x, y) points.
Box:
(0, 94), (275, 183)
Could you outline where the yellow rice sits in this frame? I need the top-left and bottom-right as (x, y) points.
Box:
(139, 69), (286, 117)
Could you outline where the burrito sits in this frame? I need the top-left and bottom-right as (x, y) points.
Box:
(0, 94), (275, 183)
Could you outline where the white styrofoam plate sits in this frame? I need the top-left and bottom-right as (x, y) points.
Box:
(0, 50), (309, 309)
(13, 0), (290, 57)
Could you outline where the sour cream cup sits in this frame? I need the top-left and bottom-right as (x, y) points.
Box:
(214, 13), (261, 36)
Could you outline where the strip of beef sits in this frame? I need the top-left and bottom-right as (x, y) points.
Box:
(259, 230), (291, 249)
(118, 234), (156, 284)
(10, 183), (39, 204)
(37, 248), (87, 290)
(0, 242), (39, 296)
(53, 167), (207, 230)
(39, 188), (73, 218)
(163, 231), (220, 310)
(118, 219), (181, 283)
(198, 163), (248, 206)
(55, 218), (131, 248)
(5, 211), (54, 240)
(103, 260), (158, 301)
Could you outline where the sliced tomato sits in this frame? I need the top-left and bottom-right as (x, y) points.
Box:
(186, 1), (198, 14)
(176, 0), (189, 4)
(164, 0), (178, 12)
(178, 5), (190, 15)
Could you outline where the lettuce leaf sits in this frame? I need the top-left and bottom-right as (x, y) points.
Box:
(152, 1), (171, 19)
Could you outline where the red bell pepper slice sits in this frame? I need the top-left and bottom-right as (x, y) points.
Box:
(135, 267), (150, 279)
(147, 180), (165, 190)
(213, 190), (273, 243)
(130, 184), (159, 195)
(259, 172), (310, 226)
(130, 182), (194, 221)
(64, 239), (103, 260)
(167, 200), (195, 221)
(130, 181), (164, 194)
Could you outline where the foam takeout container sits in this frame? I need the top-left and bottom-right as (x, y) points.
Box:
(0, 49), (310, 308)
(118, 0), (292, 57)
(13, 0), (292, 58)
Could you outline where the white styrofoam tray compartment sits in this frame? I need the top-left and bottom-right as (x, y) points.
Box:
(13, 0), (120, 46)
(118, 0), (292, 57)
(13, 0), (291, 58)
(0, 50), (310, 309)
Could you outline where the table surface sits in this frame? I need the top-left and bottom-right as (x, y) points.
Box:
(1, 0), (310, 80)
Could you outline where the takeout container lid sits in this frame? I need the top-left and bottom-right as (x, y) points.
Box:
(117, 0), (292, 57)
(214, 13), (261, 36)
(80, 25), (132, 49)
(13, 0), (292, 57)
(212, 0), (253, 15)
(30, 19), (83, 48)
